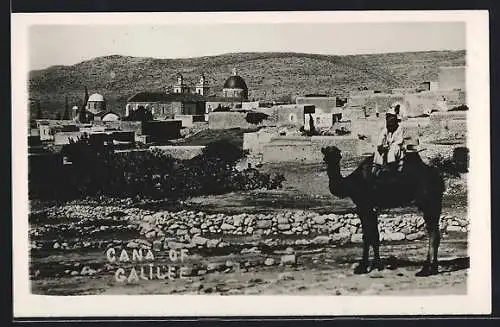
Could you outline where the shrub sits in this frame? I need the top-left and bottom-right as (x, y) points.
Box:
(29, 137), (283, 201)
(428, 153), (461, 178)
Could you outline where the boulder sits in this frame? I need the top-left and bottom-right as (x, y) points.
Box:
(264, 258), (275, 266)
(406, 231), (426, 241)
(280, 254), (297, 265)
(256, 220), (272, 229)
(350, 233), (364, 244)
(382, 232), (406, 242)
(446, 225), (463, 233)
(312, 235), (330, 245)
(278, 224), (291, 231)
(191, 235), (209, 247)
(207, 239), (221, 248)
(313, 216), (326, 225)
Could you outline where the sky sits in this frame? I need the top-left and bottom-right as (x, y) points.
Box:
(29, 22), (465, 70)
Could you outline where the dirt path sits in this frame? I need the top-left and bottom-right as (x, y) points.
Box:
(31, 238), (468, 296)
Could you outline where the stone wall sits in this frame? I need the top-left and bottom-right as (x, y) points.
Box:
(54, 131), (83, 145)
(243, 130), (275, 153)
(429, 111), (468, 139)
(174, 115), (194, 128)
(438, 66), (466, 91)
(304, 113), (335, 131)
(296, 96), (337, 111)
(208, 112), (269, 130)
(34, 205), (469, 254)
(261, 136), (366, 163)
(150, 145), (206, 160)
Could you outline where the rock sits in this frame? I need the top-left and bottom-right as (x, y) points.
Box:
(295, 239), (310, 246)
(207, 262), (224, 272)
(278, 224), (291, 231)
(280, 254), (297, 265)
(165, 241), (188, 250)
(264, 258), (275, 266)
(176, 229), (188, 236)
(153, 240), (163, 251)
(241, 247), (261, 255)
(145, 230), (156, 239)
(191, 235), (209, 247)
(190, 227), (201, 235)
(312, 235), (330, 245)
(278, 272), (295, 281)
(331, 232), (351, 244)
(329, 222), (343, 233)
(221, 223), (235, 231)
(197, 270), (207, 276)
(80, 266), (97, 276)
(446, 225), (463, 233)
(246, 227), (254, 234)
(127, 241), (139, 249)
(207, 239), (221, 248)
(53, 242), (60, 249)
(406, 231), (426, 241)
(256, 220), (272, 229)
(277, 216), (289, 224)
(334, 288), (349, 295)
(313, 216), (326, 225)
(350, 233), (364, 243)
(382, 232), (406, 242)
(70, 271), (79, 276)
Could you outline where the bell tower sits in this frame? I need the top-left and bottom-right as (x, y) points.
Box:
(195, 73), (210, 96)
(173, 73), (188, 93)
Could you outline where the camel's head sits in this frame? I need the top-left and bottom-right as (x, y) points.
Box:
(321, 146), (342, 165)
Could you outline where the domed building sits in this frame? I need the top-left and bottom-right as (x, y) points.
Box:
(87, 93), (106, 114)
(222, 68), (248, 101)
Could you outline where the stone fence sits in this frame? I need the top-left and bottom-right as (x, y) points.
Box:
(34, 205), (468, 253)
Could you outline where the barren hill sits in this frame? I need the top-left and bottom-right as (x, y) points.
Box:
(28, 50), (465, 118)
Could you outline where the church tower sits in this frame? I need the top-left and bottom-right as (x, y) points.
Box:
(173, 73), (188, 93)
(195, 73), (210, 96)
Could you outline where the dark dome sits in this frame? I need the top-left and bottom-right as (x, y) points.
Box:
(223, 75), (248, 90)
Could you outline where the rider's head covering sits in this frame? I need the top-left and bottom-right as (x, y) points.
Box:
(386, 103), (402, 121)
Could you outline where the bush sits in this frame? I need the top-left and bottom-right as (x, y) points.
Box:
(428, 153), (461, 178)
(29, 137), (284, 201)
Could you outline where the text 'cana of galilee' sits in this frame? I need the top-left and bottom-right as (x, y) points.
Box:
(106, 247), (241, 283)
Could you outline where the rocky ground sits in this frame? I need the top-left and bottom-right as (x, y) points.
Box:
(29, 152), (469, 296)
(29, 187), (468, 296)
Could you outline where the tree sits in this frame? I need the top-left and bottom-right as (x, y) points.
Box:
(35, 101), (43, 119)
(78, 86), (89, 123)
(124, 106), (153, 122)
(63, 96), (70, 120)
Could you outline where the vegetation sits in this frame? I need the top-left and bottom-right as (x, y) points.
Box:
(428, 147), (469, 178)
(28, 137), (284, 201)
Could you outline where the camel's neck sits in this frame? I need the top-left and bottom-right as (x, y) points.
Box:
(325, 162), (347, 197)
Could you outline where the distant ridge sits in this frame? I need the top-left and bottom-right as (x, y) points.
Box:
(28, 50), (465, 118)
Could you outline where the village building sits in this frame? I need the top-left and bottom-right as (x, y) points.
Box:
(126, 92), (206, 120)
(86, 93), (106, 113)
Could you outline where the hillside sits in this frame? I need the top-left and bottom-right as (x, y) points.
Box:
(28, 50), (465, 118)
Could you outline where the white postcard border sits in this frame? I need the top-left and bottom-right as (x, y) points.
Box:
(12, 10), (491, 317)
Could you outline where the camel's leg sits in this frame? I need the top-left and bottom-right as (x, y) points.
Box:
(369, 209), (383, 271)
(416, 206), (441, 277)
(353, 210), (370, 274)
(354, 208), (382, 274)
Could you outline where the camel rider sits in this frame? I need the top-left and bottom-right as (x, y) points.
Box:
(372, 104), (405, 176)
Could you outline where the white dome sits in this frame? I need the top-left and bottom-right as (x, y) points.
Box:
(88, 93), (104, 102)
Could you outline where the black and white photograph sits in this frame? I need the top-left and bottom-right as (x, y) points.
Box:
(12, 11), (491, 317)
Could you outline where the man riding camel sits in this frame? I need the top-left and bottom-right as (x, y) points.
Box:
(372, 103), (406, 177)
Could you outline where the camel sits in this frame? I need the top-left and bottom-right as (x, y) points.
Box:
(321, 146), (445, 276)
